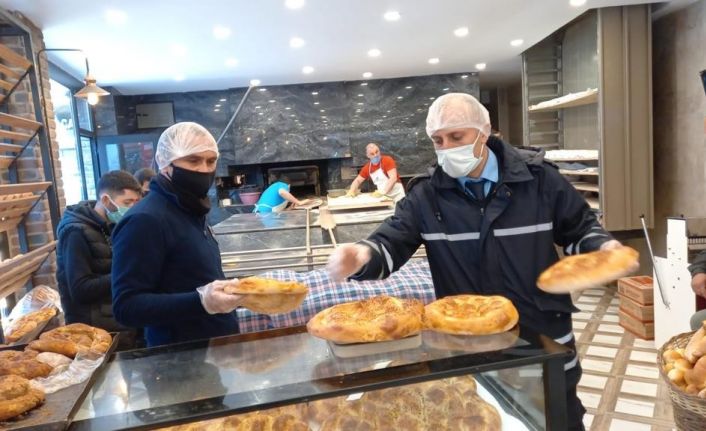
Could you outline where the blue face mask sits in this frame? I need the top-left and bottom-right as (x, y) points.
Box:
(106, 196), (130, 223)
(371, 155), (381, 164)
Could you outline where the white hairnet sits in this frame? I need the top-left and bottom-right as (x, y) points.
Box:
(155, 122), (219, 170)
(425, 93), (491, 138)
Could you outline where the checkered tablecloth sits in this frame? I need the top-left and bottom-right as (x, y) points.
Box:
(236, 260), (436, 333)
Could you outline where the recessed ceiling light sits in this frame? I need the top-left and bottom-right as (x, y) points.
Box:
(397, 96), (403, 99)
(443, 87), (450, 91)
(213, 25), (231, 40)
(214, 104), (221, 107)
(213, 108), (220, 112)
(362, 72), (373, 78)
(358, 94), (364, 97)
(475, 63), (486, 70)
(510, 39), (524, 47)
(405, 86), (412, 89)
(569, 0), (587, 6)
(255, 106), (261, 109)
(360, 82), (368, 86)
(258, 112), (264, 115)
(314, 101), (320, 105)
(104, 9), (127, 26)
(454, 27), (469, 37)
(384, 10), (401, 21)
(320, 109), (325, 112)
(429, 97), (434, 100)
(269, 99), (276, 103)
(285, 107), (292, 110)
(461, 75), (468, 79)
(174, 74), (185, 81)
(258, 88), (267, 92)
(428, 57), (440, 64)
(290, 37), (305, 48)
(225, 58), (238, 68)
(357, 102), (364, 105)
(170, 44), (187, 57)
(250, 79), (261, 86)
(368, 48), (381, 58)
(311, 91), (319, 95)
(382, 115), (387, 118)
(219, 98), (227, 102)
(285, 0), (305, 10)
(302, 66), (314, 74)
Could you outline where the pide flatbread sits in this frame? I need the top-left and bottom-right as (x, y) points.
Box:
(306, 296), (424, 344)
(223, 277), (309, 314)
(424, 295), (519, 335)
(537, 246), (639, 294)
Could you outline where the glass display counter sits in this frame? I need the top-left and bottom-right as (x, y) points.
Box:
(69, 325), (572, 430)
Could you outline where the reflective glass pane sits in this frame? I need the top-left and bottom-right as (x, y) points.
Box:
(50, 79), (82, 205)
(80, 136), (96, 199)
(76, 97), (92, 131)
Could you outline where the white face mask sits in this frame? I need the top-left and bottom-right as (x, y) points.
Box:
(435, 132), (484, 178)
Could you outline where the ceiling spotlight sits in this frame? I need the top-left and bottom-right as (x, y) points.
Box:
(569, 0), (587, 6)
(170, 44), (187, 57)
(428, 57), (440, 64)
(454, 27), (469, 37)
(383, 10), (401, 21)
(362, 72), (373, 78)
(250, 79), (261, 86)
(290, 37), (305, 48)
(213, 25), (231, 40)
(302, 66), (314, 74)
(475, 63), (486, 70)
(510, 39), (524, 47)
(368, 48), (381, 58)
(104, 9), (127, 26)
(285, 0), (305, 10)
(225, 58), (238, 67)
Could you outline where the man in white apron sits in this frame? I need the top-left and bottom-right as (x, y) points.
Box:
(345, 143), (406, 202)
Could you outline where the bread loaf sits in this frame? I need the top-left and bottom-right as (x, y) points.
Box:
(685, 322), (706, 363)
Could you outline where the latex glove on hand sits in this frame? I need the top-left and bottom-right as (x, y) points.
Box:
(197, 280), (244, 314)
(692, 273), (706, 299)
(345, 190), (358, 198)
(371, 190), (386, 198)
(327, 243), (372, 281)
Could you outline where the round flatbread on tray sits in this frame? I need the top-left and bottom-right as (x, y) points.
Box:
(424, 295), (519, 336)
(307, 295), (424, 344)
(537, 246), (639, 294)
(223, 277), (308, 314)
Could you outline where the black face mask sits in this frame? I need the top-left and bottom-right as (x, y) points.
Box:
(170, 165), (215, 197)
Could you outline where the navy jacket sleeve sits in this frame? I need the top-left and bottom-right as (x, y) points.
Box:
(544, 165), (612, 254)
(689, 251), (706, 276)
(111, 212), (207, 327)
(61, 228), (111, 304)
(351, 195), (423, 281)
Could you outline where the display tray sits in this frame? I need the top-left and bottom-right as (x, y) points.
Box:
(0, 333), (119, 431)
(327, 333), (422, 358)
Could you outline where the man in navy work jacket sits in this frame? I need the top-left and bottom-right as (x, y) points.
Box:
(111, 122), (243, 347)
(327, 93), (626, 431)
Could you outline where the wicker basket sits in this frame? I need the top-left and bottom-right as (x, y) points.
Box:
(658, 331), (706, 431)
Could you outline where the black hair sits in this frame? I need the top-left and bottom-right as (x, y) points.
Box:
(134, 167), (157, 184)
(98, 170), (142, 196)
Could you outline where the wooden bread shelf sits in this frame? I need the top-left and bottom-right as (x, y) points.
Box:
(571, 182), (600, 193)
(0, 128), (34, 142)
(0, 154), (13, 168)
(559, 169), (599, 176)
(0, 142), (24, 154)
(586, 197), (600, 210)
(0, 44), (32, 70)
(528, 88), (598, 113)
(0, 112), (42, 131)
(0, 181), (50, 233)
(0, 241), (56, 300)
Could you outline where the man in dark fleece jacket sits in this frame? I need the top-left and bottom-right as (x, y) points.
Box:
(111, 122), (244, 347)
(56, 170), (142, 334)
(327, 93), (630, 431)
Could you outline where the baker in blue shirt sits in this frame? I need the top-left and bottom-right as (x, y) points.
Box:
(254, 181), (311, 213)
(111, 122), (244, 347)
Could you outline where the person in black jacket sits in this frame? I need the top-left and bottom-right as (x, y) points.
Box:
(56, 170), (142, 335)
(111, 122), (244, 347)
(327, 93), (627, 431)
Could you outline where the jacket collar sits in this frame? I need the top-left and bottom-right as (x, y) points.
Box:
(430, 136), (536, 189)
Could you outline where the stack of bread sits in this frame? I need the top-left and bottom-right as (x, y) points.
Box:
(662, 321), (706, 398)
(0, 323), (112, 422)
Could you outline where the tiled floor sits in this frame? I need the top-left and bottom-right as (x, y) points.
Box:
(574, 287), (676, 431)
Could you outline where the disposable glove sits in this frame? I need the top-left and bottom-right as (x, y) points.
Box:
(197, 280), (244, 314)
(327, 244), (371, 281)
